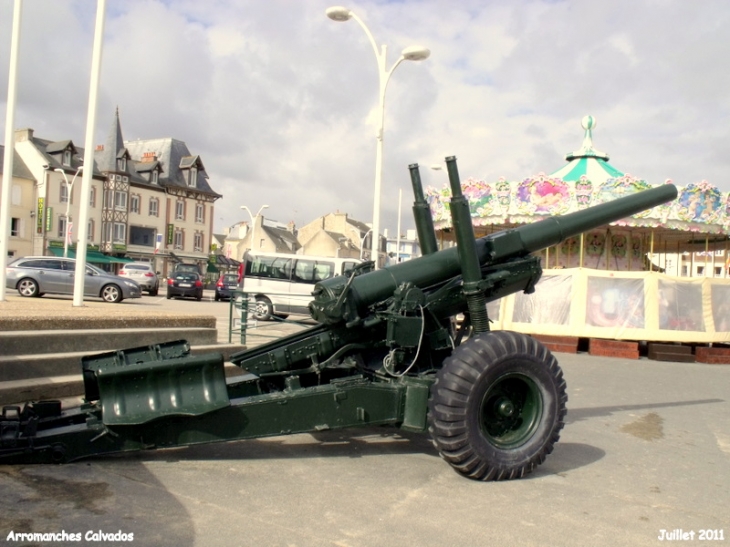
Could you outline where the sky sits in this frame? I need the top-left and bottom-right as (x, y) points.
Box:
(1, 0), (728, 235)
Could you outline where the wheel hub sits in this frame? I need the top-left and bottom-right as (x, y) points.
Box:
(479, 373), (542, 449)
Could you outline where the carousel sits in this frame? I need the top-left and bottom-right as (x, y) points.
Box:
(426, 116), (730, 346)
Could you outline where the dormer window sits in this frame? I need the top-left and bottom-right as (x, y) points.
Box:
(63, 150), (72, 166)
(152, 170), (158, 184)
(117, 157), (126, 171)
(188, 166), (197, 187)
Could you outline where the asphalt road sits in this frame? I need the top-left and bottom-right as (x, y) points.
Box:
(1, 350), (728, 547)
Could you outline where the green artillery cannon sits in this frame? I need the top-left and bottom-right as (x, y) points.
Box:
(0, 157), (677, 480)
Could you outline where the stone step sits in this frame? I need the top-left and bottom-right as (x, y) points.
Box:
(0, 342), (246, 381)
(0, 328), (218, 357)
(531, 335), (579, 354)
(695, 346), (730, 365)
(589, 338), (639, 360)
(648, 343), (695, 362)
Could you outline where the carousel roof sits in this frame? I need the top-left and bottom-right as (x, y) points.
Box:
(549, 115), (625, 182)
(426, 115), (730, 254)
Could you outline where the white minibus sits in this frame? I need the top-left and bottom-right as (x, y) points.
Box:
(241, 252), (361, 320)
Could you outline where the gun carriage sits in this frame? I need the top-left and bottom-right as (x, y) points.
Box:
(0, 157), (677, 480)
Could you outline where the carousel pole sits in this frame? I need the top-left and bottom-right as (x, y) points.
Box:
(705, 235), (709, 276)
(677, 241), (680, 277)
(649, 231), (654, 272)
(579, 233), (584, 268)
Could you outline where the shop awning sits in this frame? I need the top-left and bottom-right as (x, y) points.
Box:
(108, 255), (134, 264)
(47, 247), (74, 258)
(47, 247), (120, 265)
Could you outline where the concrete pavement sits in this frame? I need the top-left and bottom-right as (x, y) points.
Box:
(1, 351), (728, 547)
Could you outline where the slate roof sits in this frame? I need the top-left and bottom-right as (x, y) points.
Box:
(0, 145), (34, 180)
(94, 109), (155, 186)
(124, 137), (220, 198)
(261, 223), (301, 253)
(25, 136), (105, 179)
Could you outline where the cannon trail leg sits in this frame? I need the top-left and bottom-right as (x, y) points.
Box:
(428, 331), (567, 480)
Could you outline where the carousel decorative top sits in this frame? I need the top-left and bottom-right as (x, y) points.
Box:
(426, 116), (730, 236)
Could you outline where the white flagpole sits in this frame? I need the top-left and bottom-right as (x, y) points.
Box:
(73, 0), (107, 306)
(0, 0), (23, 301)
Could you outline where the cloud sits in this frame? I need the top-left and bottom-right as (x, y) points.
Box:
(1, 0), (728, 235)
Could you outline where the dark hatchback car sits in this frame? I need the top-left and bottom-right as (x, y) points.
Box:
(214, 273), (239, 301)
(166, 272), (204, 300)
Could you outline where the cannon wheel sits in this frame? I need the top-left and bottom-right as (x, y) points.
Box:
(428, 331), (567, 481)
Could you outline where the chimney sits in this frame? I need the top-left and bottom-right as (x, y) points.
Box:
(287, 220), (296, 234)
(14, 128), (34, 142)
(141, 152), (157, 163)
(96, 144), (104, 151)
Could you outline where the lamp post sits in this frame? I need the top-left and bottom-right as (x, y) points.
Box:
(326, 6), (429, 270)
(55, 166), (83, 258)
(240, 204), (269, 255)
(359, 228), (373, 260)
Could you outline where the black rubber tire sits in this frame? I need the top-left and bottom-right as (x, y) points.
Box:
(252, 296), (274, 321)
(428, 331), (567, 481)
(149, 286), (159, 297)
(214, 293), (220, 302)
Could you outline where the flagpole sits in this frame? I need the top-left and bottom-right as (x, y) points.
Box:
(73, 0), (106, 306)
(0, 0), (23, 301)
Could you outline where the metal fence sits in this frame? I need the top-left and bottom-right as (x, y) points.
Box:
(228, 290), (315, 345)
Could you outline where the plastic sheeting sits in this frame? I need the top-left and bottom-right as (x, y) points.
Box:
(487, 268), (730, 343)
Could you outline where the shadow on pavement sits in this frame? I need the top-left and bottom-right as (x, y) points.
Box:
(0, 462), (195, 547)
(565, 398), (724, 424)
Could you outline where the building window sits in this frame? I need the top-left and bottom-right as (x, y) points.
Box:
(195, 203), (204, 223)
(188, 167), (197, 188)
(62, 150), (72, 166)
(152, 170), (159, 184)
(103, 222), (112, 243)
(174, 230), (184, 250)
(130, 194), (140, 214)
(117, 157), (126, 171)
(89, 186), (96, 207)
(114, 190), (127, 211)
(104, 189), (113, 209)
(88, 219), (94, 241)
(60, 183), (70, 204)
(113, 222), (126, 243)
(58, 217), (68, 238)
(10, 218), (20, 237)
(149, 198), (159, 217)
(194, 232), (203, 252)
(11, 184), (21, 205)
(176, 201), (185, 220)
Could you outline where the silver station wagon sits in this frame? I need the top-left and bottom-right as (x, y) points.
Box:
(5, 256), (142, 303)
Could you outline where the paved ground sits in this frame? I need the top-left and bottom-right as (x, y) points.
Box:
(1, 350), (728, 547)
(0, 289), (314, 347)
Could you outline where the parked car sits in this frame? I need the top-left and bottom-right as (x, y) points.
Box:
(5, 256), (141, 303)
(214, 273), (239, 301)
(166, 272), (204, 300)
(173, 263), (203, 276)
(118, 262), (160, 295)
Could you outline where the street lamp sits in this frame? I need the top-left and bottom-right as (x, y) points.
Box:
(240, 204), (269, 255)
(55, 166), (83, 258)
(326, 6), (429, 270)
(359, 228), (373, 260)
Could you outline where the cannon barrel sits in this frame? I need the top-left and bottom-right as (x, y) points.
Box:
(310, 183), (678, 324)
